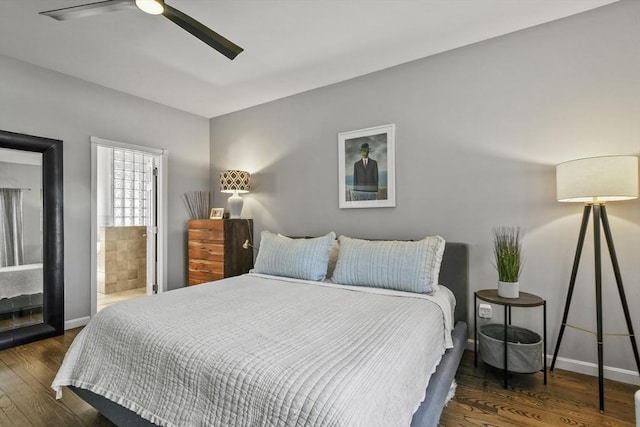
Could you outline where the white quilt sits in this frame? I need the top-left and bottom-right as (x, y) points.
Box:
(52, 273), (454, 427)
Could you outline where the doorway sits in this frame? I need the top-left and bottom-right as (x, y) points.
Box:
(90, 137), (167, 315)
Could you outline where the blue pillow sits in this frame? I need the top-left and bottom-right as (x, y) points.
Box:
(254, 231), (336, 281)
(331, 235), (445, 294)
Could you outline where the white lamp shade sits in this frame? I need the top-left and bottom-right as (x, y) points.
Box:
(556, 156), (639, 203)
(135, 0), (164, 15)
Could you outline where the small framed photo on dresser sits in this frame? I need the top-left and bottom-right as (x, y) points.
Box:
(210, 208), (224, 219)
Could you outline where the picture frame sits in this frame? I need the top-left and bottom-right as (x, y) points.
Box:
(338, 124), (396, 209)
(210, 208), (225, 219)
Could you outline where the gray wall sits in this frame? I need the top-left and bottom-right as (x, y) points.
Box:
(210, 1), (640, 375)
(0, 54), (210, 322)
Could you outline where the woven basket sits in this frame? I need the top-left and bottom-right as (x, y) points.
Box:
(479, 323), (543, 373)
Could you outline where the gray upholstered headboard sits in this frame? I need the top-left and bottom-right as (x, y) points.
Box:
(439, 242), (469, 325)
(290, 236), (469, 325)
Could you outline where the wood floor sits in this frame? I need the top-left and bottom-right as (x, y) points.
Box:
(0, 328), (637, 426)
(440, 351), (637, 426)
(0, 328), (111, 426)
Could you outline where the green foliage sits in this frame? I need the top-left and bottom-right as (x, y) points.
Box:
(493, 226), (523, 283)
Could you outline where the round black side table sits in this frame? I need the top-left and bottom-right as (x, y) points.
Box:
(474, 289), (547, 388)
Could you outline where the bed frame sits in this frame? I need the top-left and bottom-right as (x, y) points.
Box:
(411, 242), (468, 426)
(70, 242), (469, 427)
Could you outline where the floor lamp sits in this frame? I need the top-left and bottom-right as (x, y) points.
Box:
(551, 155), (640, 412)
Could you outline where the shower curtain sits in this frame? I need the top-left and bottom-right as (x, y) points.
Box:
(0, 188), (24, 267)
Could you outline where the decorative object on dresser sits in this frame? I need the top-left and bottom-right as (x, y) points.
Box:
(552, 155), (640, 412)
(492, 226), (523, 298)
(209, 207), (224, 219)
(183, 190), (211, 219)
(188, 219), (253, 285)
(220, 170), (250, 218)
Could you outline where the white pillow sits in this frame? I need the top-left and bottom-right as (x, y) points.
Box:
(254, 231), (336, 281)
(331, 235), (445, 294)
(277, 234), (340, 280)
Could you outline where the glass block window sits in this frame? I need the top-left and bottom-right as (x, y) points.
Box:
(112, 149), (154, 227)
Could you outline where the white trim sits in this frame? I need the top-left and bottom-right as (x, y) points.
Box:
(90, 137), (168, 318)
(465, 338), (640, 385)
(91, 142), (98, 316)
(465, 338), (474, 350)
(90, 136), (164, 155)
(158, 149), (168, 294)
(550, 355), (640, 386)
(65, 316), (90, 330)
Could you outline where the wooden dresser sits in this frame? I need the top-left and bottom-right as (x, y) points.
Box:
(187, 219), (254, 285)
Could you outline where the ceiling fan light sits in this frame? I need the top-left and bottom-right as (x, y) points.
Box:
(135, 0), (164, 15)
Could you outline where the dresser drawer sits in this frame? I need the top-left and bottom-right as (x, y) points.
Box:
(188, 242), (224, 261)
(189, 259), (224, 274)
(188, 227), (224, 242)
(188, 271), (224, 285)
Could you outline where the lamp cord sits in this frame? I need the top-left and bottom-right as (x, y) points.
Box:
(242, 219), (254, 250)
(246, 219), (253, 246)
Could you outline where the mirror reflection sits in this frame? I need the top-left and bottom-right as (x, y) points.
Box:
(0, 147), (43, 331)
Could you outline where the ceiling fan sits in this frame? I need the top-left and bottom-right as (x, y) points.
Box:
(39, 0), (243, 60)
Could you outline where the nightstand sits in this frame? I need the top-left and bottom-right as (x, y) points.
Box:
(474, 289), (547, 388)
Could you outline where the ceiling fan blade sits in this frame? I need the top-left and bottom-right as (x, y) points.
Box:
(40, 0), (137, 21)
(162, 3), (243, 60)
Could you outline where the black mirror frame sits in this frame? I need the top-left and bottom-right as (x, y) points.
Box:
(0, 130), (64, 349)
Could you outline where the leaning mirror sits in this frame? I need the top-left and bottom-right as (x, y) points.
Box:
(0, 130), (64, 349)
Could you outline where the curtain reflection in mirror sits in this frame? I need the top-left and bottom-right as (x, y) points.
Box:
(0, 188), (25, 267)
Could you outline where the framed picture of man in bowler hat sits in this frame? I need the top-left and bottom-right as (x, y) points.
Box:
(338, 124), (396, 209)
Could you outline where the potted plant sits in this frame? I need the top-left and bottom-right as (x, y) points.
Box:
(493, 226), (523, 298)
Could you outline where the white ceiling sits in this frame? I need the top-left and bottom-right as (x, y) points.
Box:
(0, 0), (618, 118)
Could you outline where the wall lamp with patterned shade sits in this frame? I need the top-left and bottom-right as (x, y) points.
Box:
(551, 155), (639, 412)
(220, 170), (250, 219)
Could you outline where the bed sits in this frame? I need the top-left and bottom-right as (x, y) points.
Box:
(53, 234), (468, 427)
(0, 263), (43, 315)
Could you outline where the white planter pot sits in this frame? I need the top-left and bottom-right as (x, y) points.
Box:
(498, 281), (519, 298)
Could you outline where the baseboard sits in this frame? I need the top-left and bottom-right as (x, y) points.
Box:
(465, 339), (640, 386)
(64, 316), (90, 330)
(550, 355), (640, 385)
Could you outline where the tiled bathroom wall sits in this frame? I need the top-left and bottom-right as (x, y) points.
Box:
(97, 226), (146, 294)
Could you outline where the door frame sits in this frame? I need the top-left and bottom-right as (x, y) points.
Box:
(90, 137), (168, 316)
